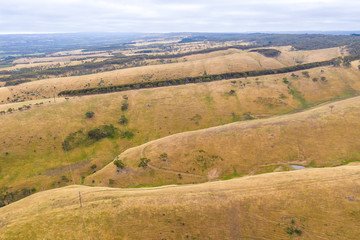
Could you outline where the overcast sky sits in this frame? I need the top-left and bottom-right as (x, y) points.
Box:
(0, 0), (359, 34)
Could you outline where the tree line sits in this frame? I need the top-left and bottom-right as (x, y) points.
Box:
(59, 56), (360, 97)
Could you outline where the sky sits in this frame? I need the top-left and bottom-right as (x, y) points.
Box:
(0, 0), (359, 34)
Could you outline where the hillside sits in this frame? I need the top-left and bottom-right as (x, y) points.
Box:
(1, 62), (360, 204)
(87, 94), (360, 187)
(1, 164), (360, 239)
(0, 46), (344, 103)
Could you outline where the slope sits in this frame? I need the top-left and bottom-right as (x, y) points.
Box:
(1, 164), (360, 239)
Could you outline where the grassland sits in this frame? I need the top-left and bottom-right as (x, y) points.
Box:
(0, 46), (344, 103)
(1, 164), (359, 239)
(1, 61), (360, 200)
(87, 94), (360, 187)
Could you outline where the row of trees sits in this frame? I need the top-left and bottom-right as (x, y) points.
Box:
(59, 56), (360, 97)
(0, 44), (268, 83)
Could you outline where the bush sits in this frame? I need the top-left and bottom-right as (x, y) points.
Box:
(118, 115), (128, 125)
(286, 226), (302, 236)
(159, 153), (168, 161)
(121, 102), (129, 111)
(282, 78), (290, 84)
(85, 111), (95, 118)
(120, 130), (134, 139)
(138, 158), (151, 168)
(114, 159), (126, 169)
(62, 130), (87, 151)
(88, 124), (117, 140)
(109, 179), (114, 184)
(302, 71), (310, 78)
(228, 89), (236, 95)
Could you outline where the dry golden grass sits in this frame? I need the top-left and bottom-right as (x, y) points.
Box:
(88, 94), (360, 187)
(1, 164), (360, 239)
(0, 47), (344, 103)
(0, 98), (66, 112)
(1, 64), (359, 195)
(13, 53), (112, 64)
(0, 58), (108, 72)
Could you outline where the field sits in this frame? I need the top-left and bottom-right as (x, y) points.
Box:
(1, 33), (360, 239)
(0, 46), (345, 104)
(1, 164), (359, 239)
(1, 61), (360, 199)
(87, 94), (360, 187)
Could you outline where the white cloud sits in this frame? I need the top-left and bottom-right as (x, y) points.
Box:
(0, 0), (359, 33)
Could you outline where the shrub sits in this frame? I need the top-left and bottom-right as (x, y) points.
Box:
(120, 130), (134, 139)
(243, 112), (254, 120)
(109, 179), (114, 184)
(118, 115), (128, 125)
(228, 89), (236, 95)
(302, 71), (310, 78)
(159, 153), (168, 161)
(282, 78), (290, 84)
(312, 78), (318, 82)
(62, 130), (86, 151)
(88, 124), (117, 140)
(85, 111), (95, 118)
(121, 102), (129, 111)
(138, 158), (151, 168)
(114, 159), (126, 169)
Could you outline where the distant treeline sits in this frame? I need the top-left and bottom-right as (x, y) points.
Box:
(186, 33), (360, 50)
(249, 49), (281, 57)
(4, 79), (31, 86)
(0, 44), (265, 84)
(59, 56), (360, 97)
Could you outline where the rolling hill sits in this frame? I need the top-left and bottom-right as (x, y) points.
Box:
(0, 164), (359, 239)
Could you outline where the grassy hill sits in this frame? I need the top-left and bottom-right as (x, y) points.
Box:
(0, 164), (359, 239)
(0, 46), (344, 103)
(86, 94), (360, 187)
(1, 62), (360, 204)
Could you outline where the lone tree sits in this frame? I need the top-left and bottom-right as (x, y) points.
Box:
(121, 102), (129, 111)
(118, 115), (128, 125)
(114, 159), (126, 169)
(85, 111), (95, 118)
(159, 153), (169, 166)
(138, 158), (151, 168)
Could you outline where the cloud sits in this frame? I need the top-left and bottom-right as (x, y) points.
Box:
(0, 0), (359, 33)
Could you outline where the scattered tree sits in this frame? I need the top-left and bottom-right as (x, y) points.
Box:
(302, 71), (310, 78)
(138, 158), (151, 168)
(229, 89), (236, 95)
(114, 159), (126, 169)
(85, 111), (95, 118)
(121, 102), (129, 111)
(118, 115), (128, 125)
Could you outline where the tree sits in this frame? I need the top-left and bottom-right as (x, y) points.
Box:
(114, 159), (126, 169)
(121, 102), (129, 111)
(118, 115), (128, 125)
(301, 71), (310, 78)
(159, 153), (169, 166)
(85, 111), (94, 118)
(229, 90), (236, 95)
(138, 158), (151, 168)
